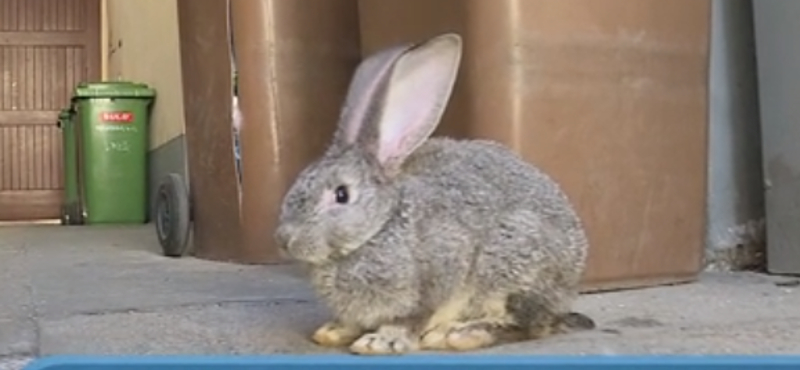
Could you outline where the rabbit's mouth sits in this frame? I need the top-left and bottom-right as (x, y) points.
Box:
(275, 225), (326, 264)
(282, 242), (331, 266)
(275, 213), (386, 265)
(288, 238), (367, 266)
(276, 230), (346, 266)
(281, 240), (329, 265)
(293, 253), (332, 266)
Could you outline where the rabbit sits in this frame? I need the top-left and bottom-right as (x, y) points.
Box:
(274, 32), (595, 355)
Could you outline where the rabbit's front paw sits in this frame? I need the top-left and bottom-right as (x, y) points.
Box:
(420, 322), (497, 351)
(312, 321), (363, 347)
(349, 326), (417, 355)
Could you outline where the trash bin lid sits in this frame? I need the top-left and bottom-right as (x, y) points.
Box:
(73, 81), (156, 99)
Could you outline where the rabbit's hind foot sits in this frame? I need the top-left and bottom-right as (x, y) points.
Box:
(419, 294), (519, 352)
(420, 320), (519, 351)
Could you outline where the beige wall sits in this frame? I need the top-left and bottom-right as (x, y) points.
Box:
(101, 0), (186, 149)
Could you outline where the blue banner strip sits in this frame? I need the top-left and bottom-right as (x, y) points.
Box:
(22, 355), (800, 370)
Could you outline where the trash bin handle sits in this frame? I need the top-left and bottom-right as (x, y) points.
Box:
(56, 106), (77, 128)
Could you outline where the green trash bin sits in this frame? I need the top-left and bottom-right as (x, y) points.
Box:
(57, 107), (83, 225)
(71, 81), (156, 224)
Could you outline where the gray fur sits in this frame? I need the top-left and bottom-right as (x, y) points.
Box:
(274, 32), (591, 354)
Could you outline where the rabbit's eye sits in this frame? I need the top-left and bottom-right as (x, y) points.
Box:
(334, 185), (350, 204)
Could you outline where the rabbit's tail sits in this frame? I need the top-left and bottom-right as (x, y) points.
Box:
(557, 311), (596, 331)
(507, 292), (595, 340)
(523, 310), (595, 340)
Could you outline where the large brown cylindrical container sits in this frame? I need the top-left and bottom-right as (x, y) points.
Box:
(358, 0), (711, 291)
(232, 0), (361, 263)
(177, 0), (243, 261)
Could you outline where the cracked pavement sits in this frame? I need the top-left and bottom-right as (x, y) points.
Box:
(1, 225), (800, 369)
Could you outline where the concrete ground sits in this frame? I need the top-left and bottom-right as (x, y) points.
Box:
(1, 224), (800, 369)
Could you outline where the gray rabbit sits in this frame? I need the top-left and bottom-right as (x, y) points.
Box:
(274, 32), (594, 355)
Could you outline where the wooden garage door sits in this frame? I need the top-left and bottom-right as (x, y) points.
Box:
(0, 0), (100, 221)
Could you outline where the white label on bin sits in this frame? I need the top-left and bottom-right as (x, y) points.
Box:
(100, 111), (134, 123)
(96, 125), (137, 133)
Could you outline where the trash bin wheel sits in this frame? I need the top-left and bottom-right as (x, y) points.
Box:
(155, 173), (191, 257)
(60, 203), (83, 226)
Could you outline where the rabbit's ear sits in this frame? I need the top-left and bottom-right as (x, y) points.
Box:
(368, 33), (463, 174)
(332, 43), (413, 149)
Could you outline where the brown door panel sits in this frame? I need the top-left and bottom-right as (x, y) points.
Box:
(0, 0), (100, 221)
